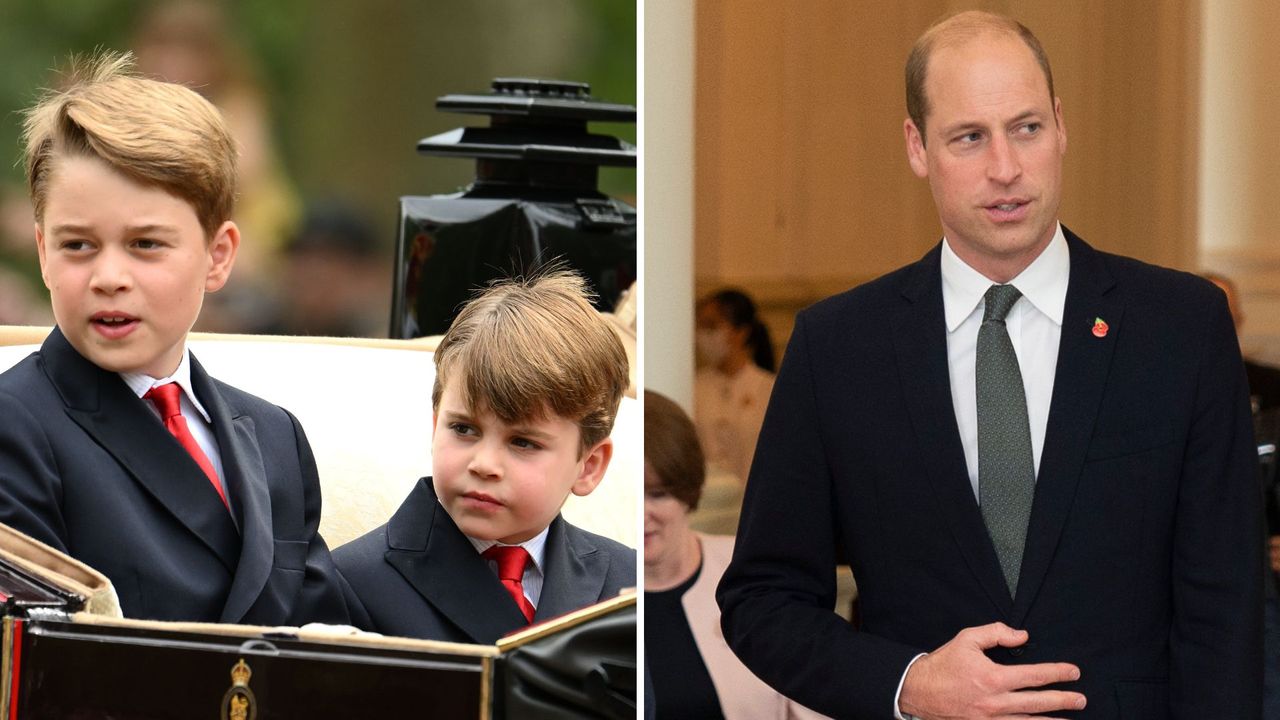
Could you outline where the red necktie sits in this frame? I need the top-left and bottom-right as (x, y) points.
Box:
(483, 545), (535, 624)
(144, 383), (228, 508)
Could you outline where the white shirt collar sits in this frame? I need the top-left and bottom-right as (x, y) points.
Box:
(466, 525), (550, 573)
(120, 348), (212, 423)
(941, 224), (1069, 332)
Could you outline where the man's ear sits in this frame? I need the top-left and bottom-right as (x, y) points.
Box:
(904, 118), (929, 179)
(571, 437), (614, 497)
(205, 220), (240, 292)
(1054, 96), (1067, 156)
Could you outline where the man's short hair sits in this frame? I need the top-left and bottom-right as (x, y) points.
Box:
(432, 270), (629, 456)
(643, 389), (705, 511)
(905, 10), (1056, 140)
(22, 51), (237, 237)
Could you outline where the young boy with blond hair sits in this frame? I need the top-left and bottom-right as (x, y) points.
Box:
(334, 271), (635, 643)
(0, 52), (353, 625)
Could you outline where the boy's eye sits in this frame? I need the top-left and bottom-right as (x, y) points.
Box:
(449, 422), (477, 437)
(645, 489), (670, 501)
(59, 239), (91, 252)
(133, 238), (163, 250)
(511, 437), (543, 451)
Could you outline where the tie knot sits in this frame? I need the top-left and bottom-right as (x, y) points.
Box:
(983, 284), (1022, 323)
(483, 545), (531, 583)
(144, 382), (183, 420)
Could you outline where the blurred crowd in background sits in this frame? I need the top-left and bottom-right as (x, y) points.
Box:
(0, 0), (635, 335)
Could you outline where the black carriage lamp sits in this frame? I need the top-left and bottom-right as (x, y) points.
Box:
(391, 78), (637, 338)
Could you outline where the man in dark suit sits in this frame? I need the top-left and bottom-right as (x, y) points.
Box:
(717, 11), (1262, 719)
(0, 52), (351, 626)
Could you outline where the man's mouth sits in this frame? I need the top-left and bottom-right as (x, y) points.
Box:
(984, 199), (1030, 222)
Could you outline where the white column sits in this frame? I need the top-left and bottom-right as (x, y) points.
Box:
(1199, 0), (1280, 361)
(642, 0), (696, 410)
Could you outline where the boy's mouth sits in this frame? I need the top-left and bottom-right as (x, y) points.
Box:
(90, 312), (139, 339)
(462, 491), (504, 508)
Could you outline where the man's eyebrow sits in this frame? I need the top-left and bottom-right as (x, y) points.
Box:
(936, 109), (1046, 139)
(936, 120), (987, 138)
(1005, 109), (1044, 127)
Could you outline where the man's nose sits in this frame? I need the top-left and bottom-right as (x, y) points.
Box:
(987, 135), (1023, 185)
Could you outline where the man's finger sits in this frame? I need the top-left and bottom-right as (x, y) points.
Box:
(998, 661), (1082, 689)
(988, 688), (1088, 716)
(961, 621), (1028, 650)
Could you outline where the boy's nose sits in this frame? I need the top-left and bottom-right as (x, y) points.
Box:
(89, 252), (132, 294)
(467, 441), (503, 479)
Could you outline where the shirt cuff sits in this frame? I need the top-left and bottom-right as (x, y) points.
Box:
(893, 653), (928, 720)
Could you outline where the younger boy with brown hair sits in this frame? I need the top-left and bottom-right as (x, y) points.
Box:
(334, 270), (635, 643)
(0, 52), (353, 625)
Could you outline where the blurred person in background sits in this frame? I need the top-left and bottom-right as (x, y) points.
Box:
(694, 289), (775, 484)
(132, 0), (301, 332)
(1204, 271), (1280, 719)
(644, 389), (825, 720)
(266, 201), (388, 338)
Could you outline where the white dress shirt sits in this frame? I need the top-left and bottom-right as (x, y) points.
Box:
(894, 224), (1070, 719)
(466, 525), (550, 608)
(943, 225), (1069, 498)
(121, 348), (228, 501)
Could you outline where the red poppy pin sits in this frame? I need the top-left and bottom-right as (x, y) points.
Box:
(1092, 317), (1109, 338)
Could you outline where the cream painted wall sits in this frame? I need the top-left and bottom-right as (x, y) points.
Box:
(694, 2), (1200, 357)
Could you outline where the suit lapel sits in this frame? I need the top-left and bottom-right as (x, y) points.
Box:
(384, 479), (527, 643)
(44, 328), (239, 572)
(534, 515), (606, 621)
(1011, 230), (1122, 624)
(188, 357), (277, 625)
(891, 247), (1013, 617)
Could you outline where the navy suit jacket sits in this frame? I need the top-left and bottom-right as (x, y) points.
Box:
(334, 477), (636, 644)
(0, 327), (352, 626)
(717, 230), (1263, 719)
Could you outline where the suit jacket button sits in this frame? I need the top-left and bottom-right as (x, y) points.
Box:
(1009, 646), (1024, 657)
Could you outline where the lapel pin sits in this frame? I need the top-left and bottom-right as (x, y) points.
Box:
(1092, 317), (1109, 338)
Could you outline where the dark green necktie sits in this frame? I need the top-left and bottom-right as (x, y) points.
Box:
(977, 284), (1035, 597)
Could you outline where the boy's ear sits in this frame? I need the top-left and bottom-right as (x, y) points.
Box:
(570, 437), (613, 497)
(205, 220), (240, 292)
(34, 223), (50, 289)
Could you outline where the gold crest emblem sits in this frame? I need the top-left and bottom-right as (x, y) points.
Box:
(220, 658), (257, 720)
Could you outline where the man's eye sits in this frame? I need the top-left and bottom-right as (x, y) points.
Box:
(1020, 122), (1041, 135)
(134, 239), (162, 250)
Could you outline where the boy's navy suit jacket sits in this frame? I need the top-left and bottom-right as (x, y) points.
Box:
(0, 327), (353, 625)
(333, 477), (636, 644)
